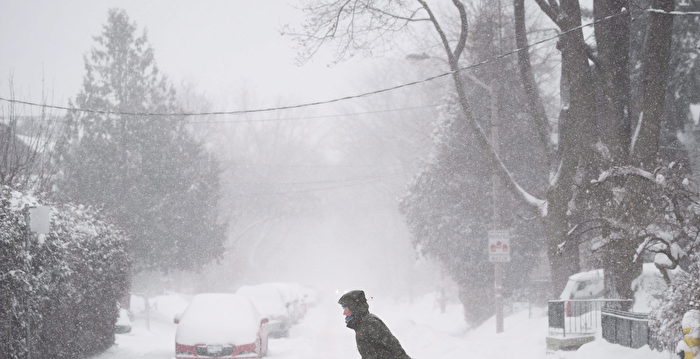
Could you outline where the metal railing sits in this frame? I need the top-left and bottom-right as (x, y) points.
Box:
(548, 299), (633, 338)
(601, 307), (650, 349)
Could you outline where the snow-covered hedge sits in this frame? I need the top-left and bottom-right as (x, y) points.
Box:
(648, 255), (700, 351)
(0, 186), (130, 359)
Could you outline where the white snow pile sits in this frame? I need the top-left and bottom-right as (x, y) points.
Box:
(563, 334), (666, 359)
(631, 263), (674, 312)
(175, 293), (261, 345)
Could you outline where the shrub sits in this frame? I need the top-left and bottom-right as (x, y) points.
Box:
(0, 186), (130, 358)
(648, 255), (700, 351)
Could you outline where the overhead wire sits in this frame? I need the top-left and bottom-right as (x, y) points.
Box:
(1, 6), (693, 122)
(0, 102), (441, 125)
(645, 8), (700, 15)
(183, 103), (440, 124)
(0, 8), (632, 120)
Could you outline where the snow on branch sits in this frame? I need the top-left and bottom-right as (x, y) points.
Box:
(591, 165), (657, 185)
(514, 181), (548, 216)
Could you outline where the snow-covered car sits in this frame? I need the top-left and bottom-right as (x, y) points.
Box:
(559, 268), (605, 317)
(236, 284), (291, 338)
(115, 308), (132, 334)
(269, 282), (307, 324)
(174, 293), (269, 359)
(559, 268), (605, 301)
(559, 263), (675, 316)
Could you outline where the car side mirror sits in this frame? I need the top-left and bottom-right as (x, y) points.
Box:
(173, 313), (182, 324)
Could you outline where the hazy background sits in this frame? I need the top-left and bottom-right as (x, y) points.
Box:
(0, 0), (455, 300)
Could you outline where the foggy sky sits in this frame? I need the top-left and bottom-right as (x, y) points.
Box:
(0, 0), (379, 110)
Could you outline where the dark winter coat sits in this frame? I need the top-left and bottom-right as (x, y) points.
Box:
(339, 290), (411, 359)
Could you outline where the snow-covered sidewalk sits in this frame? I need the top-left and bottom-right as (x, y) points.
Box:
(92, 292), (671, 359)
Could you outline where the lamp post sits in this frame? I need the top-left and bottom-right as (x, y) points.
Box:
(23, 205), (50, 359)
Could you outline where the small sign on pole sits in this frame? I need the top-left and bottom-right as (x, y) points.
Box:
(488, 229), (511, 262)
(29, 206), (51, 234)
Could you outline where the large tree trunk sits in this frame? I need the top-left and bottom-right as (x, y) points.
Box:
(513, 0), (594, 295)
(545, 165), (581, 296)
(604, 0), (674, 307)
(631, 0), (675, 169)
(601, 237), (643, 309)
(543, 0), (600, 294)
(594, 0), (631, 163)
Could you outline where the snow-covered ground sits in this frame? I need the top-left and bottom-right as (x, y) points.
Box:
(92, 292), (672, 359)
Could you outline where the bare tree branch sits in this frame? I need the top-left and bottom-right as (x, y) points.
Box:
(366, 4), (429, 22)
(450, 0), (469, 60)
(416, 0), (456, 63)
(532, 0), (601, 67)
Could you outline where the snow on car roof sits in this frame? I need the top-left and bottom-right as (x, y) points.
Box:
(268, 282), (304, 302)
(175, 293), (261, 345)
(236, 284), (288, 318)
(568, 268), (604, 282)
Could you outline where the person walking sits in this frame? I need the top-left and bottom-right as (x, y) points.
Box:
(338, 290), (411, 359)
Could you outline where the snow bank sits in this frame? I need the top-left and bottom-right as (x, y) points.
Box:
(564, 337), (667, 359)
(632, 263), (671, 312)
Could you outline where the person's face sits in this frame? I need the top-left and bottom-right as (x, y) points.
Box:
(342, 306), (352, 317)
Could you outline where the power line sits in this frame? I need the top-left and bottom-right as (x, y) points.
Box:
(0, 9), (629, 119)
(184, 103), (440, 124)
(646, 8), (700, 15)
(2, 102), (440, 125)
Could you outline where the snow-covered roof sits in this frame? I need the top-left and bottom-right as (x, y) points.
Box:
(175, 293), (261, 345)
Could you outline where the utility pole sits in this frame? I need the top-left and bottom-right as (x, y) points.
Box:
(491, 77), (504, 334)
(493, 0), (505, 334)
(23, 207), (32, 359)
(23, 205), (50, 359)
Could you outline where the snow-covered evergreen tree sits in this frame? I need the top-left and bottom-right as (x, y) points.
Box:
(399, 3), (548, 326)
(54, 9), (225, 272)
(649, 255), (700, 351)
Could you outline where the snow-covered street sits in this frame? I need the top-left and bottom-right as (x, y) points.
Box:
(93, 292), (670, 359)
(3, 2), (699, 359)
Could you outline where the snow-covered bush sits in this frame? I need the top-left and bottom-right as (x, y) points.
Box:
(648, 255), (700, 351)
(0, 186), (130, 359)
